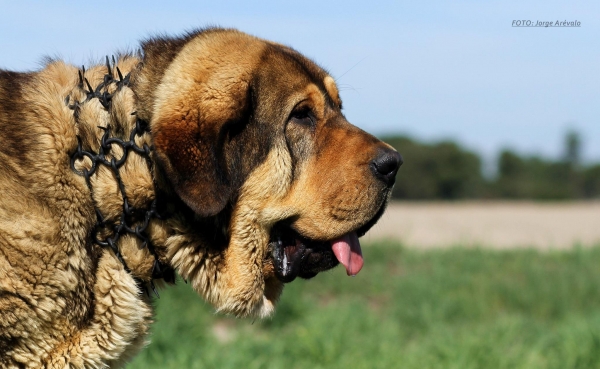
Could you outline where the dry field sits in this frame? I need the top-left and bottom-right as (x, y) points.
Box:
(364, 201), (600, 249)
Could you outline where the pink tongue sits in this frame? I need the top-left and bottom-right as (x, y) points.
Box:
(331, 232), (364, 276)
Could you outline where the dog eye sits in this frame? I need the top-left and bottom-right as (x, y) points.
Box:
(290, 108), (315, 127)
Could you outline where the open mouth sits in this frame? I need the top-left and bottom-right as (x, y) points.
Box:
(267, 201), (388, 283)
(268, 224), (364, 283)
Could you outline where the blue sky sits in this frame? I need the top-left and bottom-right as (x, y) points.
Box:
(1, 1), (598, 169)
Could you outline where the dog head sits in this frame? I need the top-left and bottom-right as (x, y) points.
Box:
(136, 28), (401, 317)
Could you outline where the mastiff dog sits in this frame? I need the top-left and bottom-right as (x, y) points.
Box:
(0, 28), (401, 367)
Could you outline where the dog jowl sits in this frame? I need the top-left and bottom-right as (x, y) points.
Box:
(0, 28), (401, 366)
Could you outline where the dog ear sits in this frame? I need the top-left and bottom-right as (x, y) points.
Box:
(152, 81), (250, 217)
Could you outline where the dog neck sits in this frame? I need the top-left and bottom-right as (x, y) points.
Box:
(66, 54), (254, 313)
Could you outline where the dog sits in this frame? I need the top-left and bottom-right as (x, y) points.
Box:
(0, 28), (402, 367)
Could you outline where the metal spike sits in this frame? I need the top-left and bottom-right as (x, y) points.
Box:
(105, 55), (111, 76)
(84, 78), (93, 94)
(150, 281), (159, 298)
(152, 259), (162, 278)
(81, 66), (87, 87)
(116, 66), (124, 82)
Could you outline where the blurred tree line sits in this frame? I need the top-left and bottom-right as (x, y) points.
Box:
(383, 131), (600, 200)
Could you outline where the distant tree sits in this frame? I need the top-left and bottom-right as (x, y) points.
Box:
(495, 150), (527, 198)
(494, 149), (577, 199)
(379, 133), (598, 201)
(561, 130), (584, 197)
(583, 165), (600, 198)
(564, 130), (581, 168)
(382, 136), (484, 200)
(498, 151), (524, 178)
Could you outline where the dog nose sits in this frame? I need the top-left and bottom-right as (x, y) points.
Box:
(371, 148), (402, 186)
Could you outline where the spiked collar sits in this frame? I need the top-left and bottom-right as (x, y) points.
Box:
(69, 57), (175, 295)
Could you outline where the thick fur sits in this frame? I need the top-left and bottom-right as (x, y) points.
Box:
(0, 28), (398, 367)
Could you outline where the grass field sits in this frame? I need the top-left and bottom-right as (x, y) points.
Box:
(128, 241), (600, 369)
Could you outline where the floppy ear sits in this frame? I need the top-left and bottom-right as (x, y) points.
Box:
(152, 81), (250, 217)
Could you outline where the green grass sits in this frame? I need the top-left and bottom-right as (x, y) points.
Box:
(128, 242), (600, 369)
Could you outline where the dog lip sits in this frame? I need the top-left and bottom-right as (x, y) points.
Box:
(269, 224), (335, 283)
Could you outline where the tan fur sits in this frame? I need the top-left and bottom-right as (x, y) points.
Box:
(323, 75), (341, 108)
(0, 28), (399, 367)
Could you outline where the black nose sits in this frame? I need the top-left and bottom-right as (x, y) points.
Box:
(371, 148), (402, 186)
